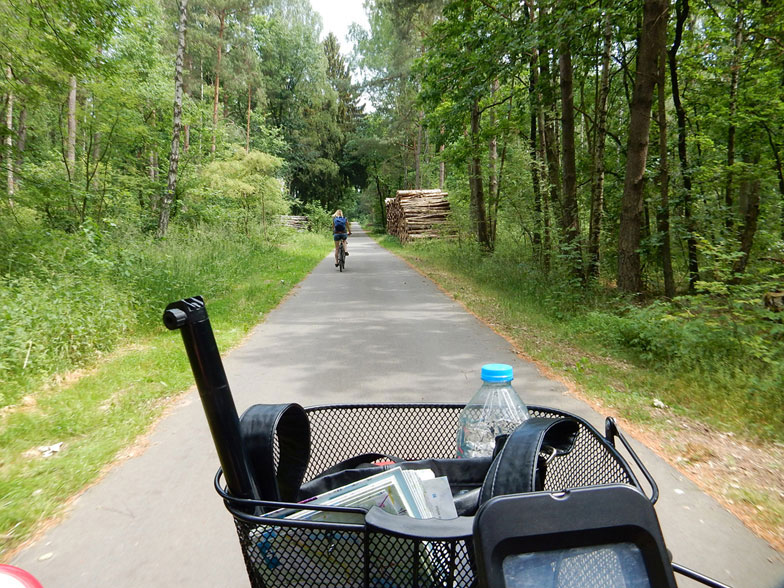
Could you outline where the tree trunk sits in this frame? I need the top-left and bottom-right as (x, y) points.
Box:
(5, 66), (13, 201)
(530, 109), (542, 249)
(588, 13), (612, 280)
(542, 165), (552, 273)
(762, 124), (784, 240)
(656, 45), (675, 298)
(158, 0), (188, 238)
(67, 75), (77, 180)
(559, 41), (582, 278)
(246, 85), (252, 154)
(528, 35), (548, 269)
(414, 111), (423, 189)
(540, 51), (562, 233)
(618, 0), (669, 293)
(211, 11), (225, 157)
(439, 144), (445, 190)
(533, 67), (553, 272)
(488, 79), (499, 249)
(732, 153), (761, 277)
(469, 99), (490, 249)
(668, 0), (699, 291)
(527, 49), (542, 249)
(15, 103), (27, 193)
(149, 109), (158, 182)
(725, 6), (743, 232)
(149, 152), (157, 180)
(376, 173), (387, 230)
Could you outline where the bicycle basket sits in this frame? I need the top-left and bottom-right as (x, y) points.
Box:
(216, 403), (644, 588)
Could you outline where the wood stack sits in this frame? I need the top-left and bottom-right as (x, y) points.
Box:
(386, 189), (451, 244)
(280, 215), (309, 231)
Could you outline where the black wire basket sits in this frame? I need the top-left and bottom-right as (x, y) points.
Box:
(215, 403), (650, 588)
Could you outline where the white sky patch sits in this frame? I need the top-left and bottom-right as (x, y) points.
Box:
(310, 0), (369, 52)
(310, 0), (374, 112)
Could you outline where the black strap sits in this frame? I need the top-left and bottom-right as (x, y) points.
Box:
(239, 403), (310, 502)
(316, 453), (401, 477)
(298, 453), (401, 499)
(478, 417), (579, 505)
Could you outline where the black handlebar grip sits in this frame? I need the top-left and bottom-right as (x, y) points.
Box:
(163, 307), (188, 330)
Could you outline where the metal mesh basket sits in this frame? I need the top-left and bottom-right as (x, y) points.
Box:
(216, 403), (643, 588)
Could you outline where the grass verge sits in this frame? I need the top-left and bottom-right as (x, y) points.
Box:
(371, 231), (783, 552)
(0, 231), (331, 560)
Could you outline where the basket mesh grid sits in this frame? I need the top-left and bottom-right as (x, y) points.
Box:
(224, 403), (638, 588)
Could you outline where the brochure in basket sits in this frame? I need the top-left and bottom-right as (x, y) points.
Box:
(270, 466), (452, 524)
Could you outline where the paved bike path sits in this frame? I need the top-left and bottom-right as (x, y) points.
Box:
(12, 225), (783, 587)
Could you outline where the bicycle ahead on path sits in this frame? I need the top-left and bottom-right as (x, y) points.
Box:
(337, 239), (346, 272)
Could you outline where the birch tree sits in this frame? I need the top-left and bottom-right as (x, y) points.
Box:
(158, 0), (188, 238)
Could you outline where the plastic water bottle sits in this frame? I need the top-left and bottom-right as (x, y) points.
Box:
(456, 364), (530, 458)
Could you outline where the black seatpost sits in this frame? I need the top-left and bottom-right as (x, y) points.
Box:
(163, 296), (259, 501)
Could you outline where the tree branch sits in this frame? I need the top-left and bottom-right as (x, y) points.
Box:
(574, 104), (625, 149)
(476, 0), (513, 22)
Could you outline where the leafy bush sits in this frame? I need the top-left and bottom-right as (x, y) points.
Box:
(302, 202), (333, 235)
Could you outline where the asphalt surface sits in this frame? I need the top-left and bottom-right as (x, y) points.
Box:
(12, 224), (784, 587)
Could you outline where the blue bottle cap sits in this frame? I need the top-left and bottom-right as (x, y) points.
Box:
(481, 363), (514, 382)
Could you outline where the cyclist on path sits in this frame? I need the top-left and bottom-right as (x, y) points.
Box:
(332, 209), (351, 267)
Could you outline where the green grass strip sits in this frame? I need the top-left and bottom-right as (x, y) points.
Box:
(0, 233), (331, 560)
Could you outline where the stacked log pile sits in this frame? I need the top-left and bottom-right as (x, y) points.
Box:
(280, 215), (309, 231)
(386, 189), (451, 244)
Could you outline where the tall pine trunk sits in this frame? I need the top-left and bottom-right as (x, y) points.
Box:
(5, 66), (13, 201)
(469, 99), (490, 249)
(732, 153), (761, 278)
(67, 75), (77, 180)
(488, 79), (499, 248)
(525, 3), (544, 261)
(725, 6), (743, 232)
(158, 0), (187, 238)
(246, 85), (252, 154)
(537, 97), (553, 272)
(439, 144), (445, 190)
(657, 45), (675, 297)
(559, 41), (581, 279)
(618, 0), (669, 293)
(588, 13), (612, 280)
(530, 101), (542, 250)
(15, 104), (27, 193)
(529, 36), (550, 270)
(415, 111), (423, 189)
(669, 0), (699, 291)
(211, 12), (225, 156)
(540, 51), (562, 239)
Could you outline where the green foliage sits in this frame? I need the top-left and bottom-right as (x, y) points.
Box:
(302, 202), (333, 235)
(382, 232), (783, 441)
